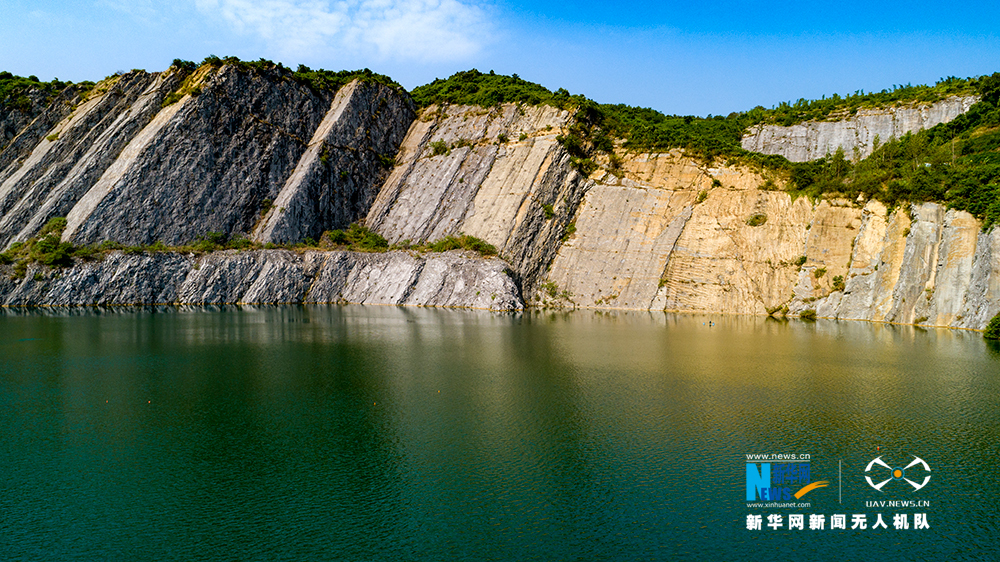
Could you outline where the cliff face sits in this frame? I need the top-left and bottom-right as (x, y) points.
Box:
(1, 86), (79, 173)
(366, 103), (586, 293)
(1, 72), (177, 247)
(1, 71), (997, 329)
(0, 250), (521, 311)
(0, 65), (413, 249)
(741, 96), (978, 162)
(539, 149), (999, 329)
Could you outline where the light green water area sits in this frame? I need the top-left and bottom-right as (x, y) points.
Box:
(1, 306), (998, 560)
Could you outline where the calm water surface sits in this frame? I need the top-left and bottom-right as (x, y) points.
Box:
(0, 306), (998, 560)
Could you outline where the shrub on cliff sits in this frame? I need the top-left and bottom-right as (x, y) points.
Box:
(324, 223), (388, 252)
(0, 71), (70, 112)
(985, 312), (1000, 339)
(0, 217), (80, 276)
(425, 234), (497, 256)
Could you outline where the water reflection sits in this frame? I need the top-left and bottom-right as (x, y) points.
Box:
(0, 307), (998, 560)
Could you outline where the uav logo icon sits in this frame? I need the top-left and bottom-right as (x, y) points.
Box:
(865, 456), (931, 492)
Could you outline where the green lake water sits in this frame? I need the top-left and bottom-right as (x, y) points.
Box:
(1, 306), (998, 560)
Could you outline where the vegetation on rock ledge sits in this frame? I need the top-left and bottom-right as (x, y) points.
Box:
(186, 55), (405, 95)
(778, 72), (1000, 229)
(985, 312), (1000, 339)
(0, 71), (76, 112)
(408, 70), (1000, 229)
(1, 220), (501, 280)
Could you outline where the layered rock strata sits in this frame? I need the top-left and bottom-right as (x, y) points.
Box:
(537, 150), (999, 329)
(741, 96), (978, 162)
(0, 250), (521, 311)
(366, 103), (587, 293)
(0, 65), (413, 249)
(2, 78), (997, 328)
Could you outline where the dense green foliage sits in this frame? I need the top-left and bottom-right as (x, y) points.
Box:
(324, 223), (389, 251)
(0, 71), (72, 112)
(781, 73), (1000, 229)
(425, 234), (497, 256)
(752, 76), (980, 127)
(412, 69), (582, 109)
(985, 312), (1000, 339)
(409, 69), (749, 160)
(407, 69), (999, 171)
(0, 217), (79, 277)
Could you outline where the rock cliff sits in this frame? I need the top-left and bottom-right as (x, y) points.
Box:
(540, 149), (999, 329)
(0, 64), (413, 249)
(1, 67), (997, 329)
(366, 103), (586, 294)
(741, 96), (978, 161)
(0, 249), (521, 311)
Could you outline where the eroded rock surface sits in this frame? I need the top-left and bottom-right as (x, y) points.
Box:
(0, 65), (413, 249)
(366, 103), (586, 293)
(741, 96), (978, 162)
(0, 250), (522, 311)
(2, 83), (997, 325)
(537, 149), (999, 329)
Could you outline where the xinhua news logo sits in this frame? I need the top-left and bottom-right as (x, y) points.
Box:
(746, 454), (828, 502)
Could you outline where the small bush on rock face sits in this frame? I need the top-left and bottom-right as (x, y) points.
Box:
(324, 223), (388, 251)
(800, 309), (817, 320)
(425, 234), (497, 256)
(430, 140), (450, 157)
(985, 312), (1000, 339)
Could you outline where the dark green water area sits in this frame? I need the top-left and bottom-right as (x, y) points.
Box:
(1, 306), (997, 560)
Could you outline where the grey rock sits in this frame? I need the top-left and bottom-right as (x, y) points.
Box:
(0, 72), (176, 247)
(742, 96), (978, 162)
(2, 252), (189, 306)
(0, 64), (414, 249)
(253, 80), (414, 244)
(1, 86), (77, 172)
(305, 250), (521, 310)
(366, 103), (585, 293)
(0, 249), (523, 311)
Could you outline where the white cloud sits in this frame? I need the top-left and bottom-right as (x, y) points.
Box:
(194, 0), (491, 62)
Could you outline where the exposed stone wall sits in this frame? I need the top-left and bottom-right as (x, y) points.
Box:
(2, 84), (997, 326)
(741, 96), (978, 162)
(0, 250), (522, 311)
(539, 149), (999, 329)
(0, 65), (413, 249)
(366, 103), (586, 293)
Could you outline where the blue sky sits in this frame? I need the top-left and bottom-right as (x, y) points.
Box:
(2, 0), (998, 116)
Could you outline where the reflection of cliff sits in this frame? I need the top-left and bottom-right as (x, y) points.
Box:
(1, 67), (997, 328)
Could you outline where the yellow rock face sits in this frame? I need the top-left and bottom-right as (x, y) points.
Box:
(540, 150), (998, 329)
(369, 104), (1000, 329)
